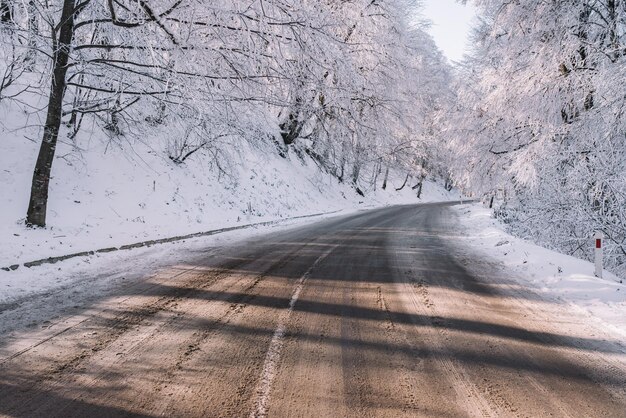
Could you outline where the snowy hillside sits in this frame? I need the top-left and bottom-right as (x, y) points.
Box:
(0, 107), (460, 267)
(0, 0), (456, 267)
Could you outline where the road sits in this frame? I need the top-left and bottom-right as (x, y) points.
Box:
(1, 202), (625, 417)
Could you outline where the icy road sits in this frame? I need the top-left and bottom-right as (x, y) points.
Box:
(1, 203), (625, 417)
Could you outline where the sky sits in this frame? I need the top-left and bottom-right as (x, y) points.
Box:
(420, 0), (477, 62)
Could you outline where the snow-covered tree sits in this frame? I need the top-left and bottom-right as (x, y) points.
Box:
(446, 0), (626, 276)
(0, 0), (450, 227)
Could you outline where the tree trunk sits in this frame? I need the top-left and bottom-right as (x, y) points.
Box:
(382, 166), (389, 190)
(372, 159), (380, 191)
(606, 0), (620, 61)
(412, 181), (423, 198)
(395, 173), (410, 191)
(26, 0), (77, 227)
(25, 0), (39, 69)
(279, 97), (304, 146)
(279, 112), (302, 145)
(337, 154), (345, 183)
(352, 162), (360, 186)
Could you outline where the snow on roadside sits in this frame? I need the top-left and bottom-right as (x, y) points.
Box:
(0, 183), (460, 308)
(1, 116), (462, 306)
(0, 212), (340, 308)
(451, 203), (626, 337)
(0, 105), (460, 269)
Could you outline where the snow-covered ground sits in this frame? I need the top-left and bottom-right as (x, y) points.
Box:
(451, 203), (626, 338)
(1, 95), (458, 269)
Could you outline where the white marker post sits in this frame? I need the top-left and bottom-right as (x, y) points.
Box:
(594, 231), (603, 279)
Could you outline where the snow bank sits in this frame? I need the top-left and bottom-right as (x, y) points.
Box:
(452, 203), (626, 336)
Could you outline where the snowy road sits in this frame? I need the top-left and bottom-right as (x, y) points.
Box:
(1, 202), (626, 417)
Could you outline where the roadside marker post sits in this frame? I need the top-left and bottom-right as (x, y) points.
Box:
(594, 231), (603, 279)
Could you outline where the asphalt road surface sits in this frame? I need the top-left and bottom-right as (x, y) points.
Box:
(1, 202), (626, 417)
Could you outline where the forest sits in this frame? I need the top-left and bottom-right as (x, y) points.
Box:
(446, 0), (626, 277)
(0, 0), (624, 277)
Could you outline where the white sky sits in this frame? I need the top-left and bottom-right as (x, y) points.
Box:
(420, 0), (477, 62)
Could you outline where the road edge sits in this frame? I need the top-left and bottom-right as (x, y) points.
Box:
(1, 210), (343, 272)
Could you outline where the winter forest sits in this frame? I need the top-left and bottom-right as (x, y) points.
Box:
(0, 0), (624, 278)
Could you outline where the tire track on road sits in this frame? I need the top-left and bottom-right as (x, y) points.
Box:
(249, 244), (337, 418)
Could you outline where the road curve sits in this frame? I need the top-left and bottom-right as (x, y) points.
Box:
(1, 202), (625, 417)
